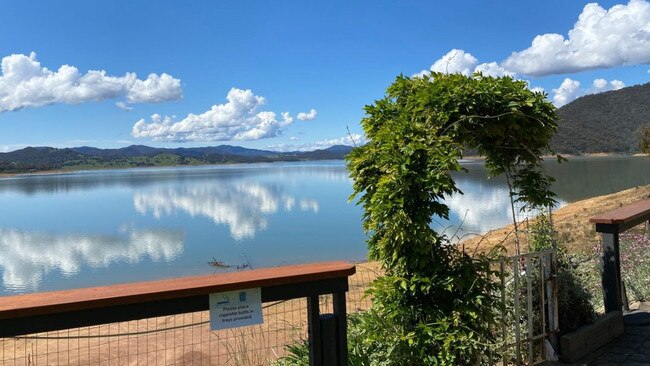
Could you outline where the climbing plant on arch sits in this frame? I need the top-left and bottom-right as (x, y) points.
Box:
(346, 73), (559, 365)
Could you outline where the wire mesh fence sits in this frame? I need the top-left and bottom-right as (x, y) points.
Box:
(0, 257), (558, 365)
(0, 262), (380, 366)
(0, 243), (557, 366)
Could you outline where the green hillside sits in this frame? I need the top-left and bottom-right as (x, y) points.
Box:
(0, 145), (354, 174)
(551, 82), (650, 154)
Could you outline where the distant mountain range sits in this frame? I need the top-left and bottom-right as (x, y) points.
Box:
(0, 144), (355, 174)
(5, 81), (646, 175)
(551, 82), (650, 154)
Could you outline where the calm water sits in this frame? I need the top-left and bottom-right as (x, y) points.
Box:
(0, 156), (649, 295)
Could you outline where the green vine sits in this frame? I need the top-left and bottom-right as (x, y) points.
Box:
(345, 73), (559, 365)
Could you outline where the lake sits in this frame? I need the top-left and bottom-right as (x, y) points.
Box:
(0, 156), (649, 295)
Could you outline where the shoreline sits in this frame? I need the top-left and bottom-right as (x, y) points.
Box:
(463, 183), (650, 255)
(2, 153), (647, 179)
(463, 152), (646, 160)
(0, 159), (346, 179)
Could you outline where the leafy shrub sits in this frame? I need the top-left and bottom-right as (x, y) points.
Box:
(618, 232), (650, 302)
(342, 72), (558, 365)
(348, 249), (502, 365)
(273, 340), (309, 366)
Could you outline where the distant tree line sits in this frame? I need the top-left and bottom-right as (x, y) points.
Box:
(0, 145), (354, 174)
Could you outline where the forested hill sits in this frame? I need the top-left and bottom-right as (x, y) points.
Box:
(550, 82), (650, 154)
(0, 145), (354, 174)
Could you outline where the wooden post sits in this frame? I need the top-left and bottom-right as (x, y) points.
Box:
(590, 200), (650, 313)
(600, 229), (623, 313)
(307, 295), (323, 366)
(320, 314), (337, 365)
(544, 252), (559, 353)
(333, 291), (349, 366)
(622, 281), (630, 312)
(309, 292), (349, 366)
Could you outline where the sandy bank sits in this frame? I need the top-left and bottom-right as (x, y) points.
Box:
(463, 184), (650, 255)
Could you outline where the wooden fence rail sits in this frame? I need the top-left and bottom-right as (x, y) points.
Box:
(0, 261), (356, 366)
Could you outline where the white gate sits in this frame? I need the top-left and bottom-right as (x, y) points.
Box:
(496, 249), (559, 365)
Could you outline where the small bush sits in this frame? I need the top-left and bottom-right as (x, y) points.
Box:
(619, 232), (650, 302)
(529, 214), (596, 336)
(346, 249), (502, 365)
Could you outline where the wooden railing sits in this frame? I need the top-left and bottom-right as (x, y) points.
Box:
(0, 261), (356, 366)
(590, 199), (650, 313)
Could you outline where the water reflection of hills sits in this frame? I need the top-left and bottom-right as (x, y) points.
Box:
(546, 157), (650, 202)
(0, 163), (350, 195)
(1, 158), (649, 202)
(134, 182), (320, 240)
(0, 228), (183, 292)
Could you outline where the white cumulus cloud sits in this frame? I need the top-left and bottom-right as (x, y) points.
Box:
(552, 78), (626, 107)
(131, 88), (306, 142)
(127, 73), (183, 103)
(610, 80), (626, 90)
(553, 78), (582, 107)
(503, 0), (650, 76)
(318, 133), (366, 147)
(427, 49), (478, 76)
(116, 101), (133, 111)
(0, 52), (182, 112)
(593, 78), (609, 89)
(297, 108), (318, 121)
(431, 49), (478, 76)
(266, 133), (367, 152)
(416, 49), (516, 78)
(474, 62), (514, 77)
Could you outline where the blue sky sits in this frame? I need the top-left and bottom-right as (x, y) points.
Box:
(1, 0), (649, 152)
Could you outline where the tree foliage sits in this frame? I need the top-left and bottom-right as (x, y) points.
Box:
(635, 122), (650, 155)
(345, 73), (559, 365)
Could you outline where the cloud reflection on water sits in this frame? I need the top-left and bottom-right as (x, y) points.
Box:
(444, 182), (513, 235)
(134, 182), (320, 240)
(444, 175), (567, 237)
(0, 228), (183, 292)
